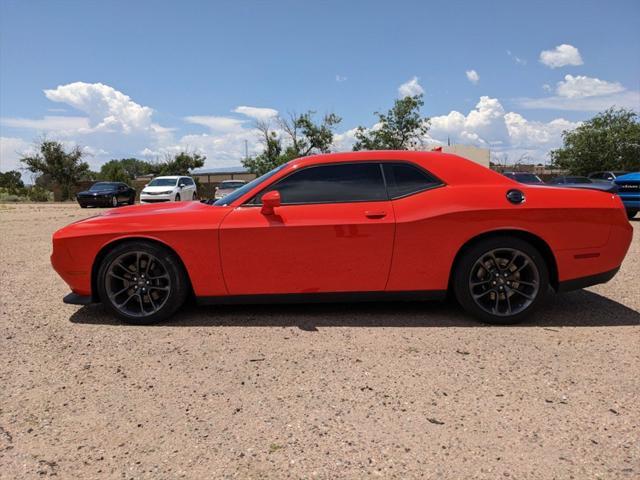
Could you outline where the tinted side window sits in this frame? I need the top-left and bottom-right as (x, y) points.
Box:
(382, 163), (441, 198)
(261, 163), (386, 204)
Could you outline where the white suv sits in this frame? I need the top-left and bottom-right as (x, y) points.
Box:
(140, 176), (197, 204)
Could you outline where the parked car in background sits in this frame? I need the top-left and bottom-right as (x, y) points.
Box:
(588, 171), (629, 183)
(214, 179), (246, 200)
(548, 175), (618, 193)
(502, 172), (544, 184)
(614, 172), (640, 219)
(140, 176), (197, 204)
(76, 182), (135, 208)
(52, 151), (633, 326)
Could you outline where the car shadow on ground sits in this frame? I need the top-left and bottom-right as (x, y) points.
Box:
(69, 289), (640, 329)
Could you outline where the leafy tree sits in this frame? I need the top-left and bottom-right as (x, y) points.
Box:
(20, 140), (91, 200)
(99, 158), (153, 183)
(242, 111), (342, 175)
(0, 170), (24, 193)
(155, 152), (206, 176)
(353, 95), (430, 151)
(550, 108), (640, 175)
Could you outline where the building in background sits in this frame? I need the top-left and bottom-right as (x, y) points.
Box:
(432, 144), (490, 167)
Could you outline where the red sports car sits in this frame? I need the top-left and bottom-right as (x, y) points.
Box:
(52, 151), (633, 325)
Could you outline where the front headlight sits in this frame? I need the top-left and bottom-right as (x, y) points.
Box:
(160, 190), (173, 194)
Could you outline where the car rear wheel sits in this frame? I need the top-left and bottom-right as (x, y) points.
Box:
(626, 208), (638, 219)
(453, 237), (549, 324)
(97, 241), (189, 324)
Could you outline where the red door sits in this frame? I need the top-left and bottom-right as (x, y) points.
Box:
(219, 202), (395, 294)
(218, 163), (395, 295)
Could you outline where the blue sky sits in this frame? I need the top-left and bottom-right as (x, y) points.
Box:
(1, 0), (639, 174)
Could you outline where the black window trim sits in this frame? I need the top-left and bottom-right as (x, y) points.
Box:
(242, 160), (446, 207)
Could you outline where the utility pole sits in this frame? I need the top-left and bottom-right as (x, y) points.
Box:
(244, 140), (249, 160)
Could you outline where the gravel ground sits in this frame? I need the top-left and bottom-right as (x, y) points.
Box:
(1, 203), (638, 479)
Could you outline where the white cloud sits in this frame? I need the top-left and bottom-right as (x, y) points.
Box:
(539, 44), (583, 68)
(0, 136), (32, 173)
(233, 106), (278, 121)
(465, 70), (480, 84)
(335, 75), (348, 82)
(0, 116), (90, 132)
(518, 90), (640, 111)
(398, 76), (424, 98)
(507, 50), (526, 65)
(44, 82), (154, 133)
(184, 115), (246, 132)
(555, 74), (625, 98)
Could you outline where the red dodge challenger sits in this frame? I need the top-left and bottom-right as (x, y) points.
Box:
(52, 151), (633, 324)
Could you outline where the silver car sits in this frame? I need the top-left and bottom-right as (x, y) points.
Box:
(214, 179), (246, 200)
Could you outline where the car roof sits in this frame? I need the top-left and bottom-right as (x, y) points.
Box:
(153, 175), (181, 179)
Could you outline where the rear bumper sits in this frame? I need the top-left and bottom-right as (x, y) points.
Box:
(557, 267), (620, 292)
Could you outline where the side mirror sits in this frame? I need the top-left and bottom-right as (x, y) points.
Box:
(179, 183), (185, 189)
(261, 190), (281, 215)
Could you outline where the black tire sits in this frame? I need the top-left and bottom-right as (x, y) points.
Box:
(128, 195), (135, 205)
(111, 195), (118, 208)
(626, 208), (638, 220)
(453, 236), (549, 324)
(175, 193), (181, 202)
(80, 204), (88, 208)
(96, 240), (189, 324)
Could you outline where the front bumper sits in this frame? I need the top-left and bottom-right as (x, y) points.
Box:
(77, 196), (114, 207)
(140, 193), (173, 204)
(618, 194), (640, 209)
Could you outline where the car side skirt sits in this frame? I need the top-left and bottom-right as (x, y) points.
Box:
(556, 267), (620, 293)
(196, 290), (447, 306)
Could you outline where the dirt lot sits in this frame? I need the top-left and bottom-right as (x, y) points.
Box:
(1, 203), (638, 479)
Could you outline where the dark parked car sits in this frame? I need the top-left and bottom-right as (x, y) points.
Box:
(548, 176), (617, 193)
(588, 171), (629, 183)
(503, 172), (544, 184)
(76, 182), (136, 208)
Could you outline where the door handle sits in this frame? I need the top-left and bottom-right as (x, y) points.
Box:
(365, 210), (387, 219)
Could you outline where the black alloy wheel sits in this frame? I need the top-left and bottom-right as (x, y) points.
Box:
(97, 241), (189, 324)
(453, 237), (549, 324)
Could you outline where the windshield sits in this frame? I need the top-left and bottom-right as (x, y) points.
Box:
(89, 182), (117, 191)
(213, 164), (287, 206)
(515, 174), (543, 183)
(566, 177), (591, 184)
(148, 178), (178, 187)
(219, 181), (246, 189)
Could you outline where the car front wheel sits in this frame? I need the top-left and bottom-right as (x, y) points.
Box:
(111, 195), (118, 207)
(626, 208), (638, 219)
(175, 193), (181, 202)
(97, 241), (189, 324)
(453, 237), (549, 324)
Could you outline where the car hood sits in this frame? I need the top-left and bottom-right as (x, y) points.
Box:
(615, 172), (640, 183)
(546, 182), (617, 193)
(142, 185), (177, 192)
(54, 201), (230, 240)
(78, 189), (115, 196)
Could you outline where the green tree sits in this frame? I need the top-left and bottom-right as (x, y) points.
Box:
(99, 158), (153, 183)
(353, 95), (430, 151)
(0, 170), (24, 193)
(20, 140), (91, 200)
(155, 152), (206, 176)
(242, 111), (342, 175)
(550, 108), (640, 175)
